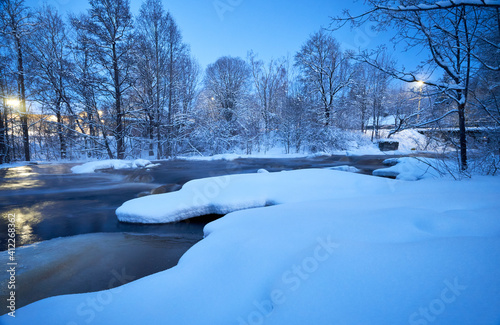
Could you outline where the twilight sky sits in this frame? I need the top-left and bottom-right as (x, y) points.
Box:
(26, 0), (421, 73)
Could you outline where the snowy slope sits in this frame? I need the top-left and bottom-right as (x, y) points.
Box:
(3, 171), (499, 325)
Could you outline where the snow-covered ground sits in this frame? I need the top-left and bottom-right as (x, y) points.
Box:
(70, 159), (156, 174)
(174, 130), (445, 161)
(4, 167), (499, 324)
(373, 157), (444, 180)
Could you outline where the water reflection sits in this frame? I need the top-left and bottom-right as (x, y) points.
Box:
(0, 232), (201, 314)
(0, 204), (45, 246)
(0, 165), (42, 190)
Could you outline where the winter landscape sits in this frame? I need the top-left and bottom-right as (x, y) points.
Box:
(0, 0), (499, 324)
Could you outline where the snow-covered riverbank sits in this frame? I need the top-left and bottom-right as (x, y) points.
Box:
(3, 166), (499, 324)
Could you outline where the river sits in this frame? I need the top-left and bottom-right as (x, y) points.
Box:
(0, 155), (398, 314)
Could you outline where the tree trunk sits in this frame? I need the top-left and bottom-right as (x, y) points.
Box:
(0, 109), (5, 164)
(103, 131), (114, 159)
(156, 123), (162, 159)
(325, 105), (330, 127)
(56, 108), (67, 159)
(458, 102), (467, 170)
(113, 43), (124, 159)
(148, 123), (154, 156)
(16, 37), (30, 161)
(167, 42), (174, 157)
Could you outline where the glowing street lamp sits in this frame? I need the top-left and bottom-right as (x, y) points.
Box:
(5, 98), (20, 108)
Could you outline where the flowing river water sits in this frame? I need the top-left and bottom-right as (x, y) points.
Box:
(0, 155), (401, 314)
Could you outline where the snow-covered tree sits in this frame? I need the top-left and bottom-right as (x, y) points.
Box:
(0, 0), (32, 161)
(28, 5), (74, 159)
(248, 52), (288, 151)
(72, 0), (135, 159)
(0, 51), (16, 163)
(332, 0), (500, 169)
(133, 0), (194, 158)
(204, 56), (251, 124)
(295, 30), (353, 127)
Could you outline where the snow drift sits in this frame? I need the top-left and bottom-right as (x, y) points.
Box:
(116, 169), (392, 223)
(3, 170), (499, 325)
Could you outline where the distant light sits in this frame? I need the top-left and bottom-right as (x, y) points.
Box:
(416, 80), (424, 87)
(6, 98), (20, 107)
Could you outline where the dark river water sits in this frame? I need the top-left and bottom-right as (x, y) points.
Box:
(0, 155), (398, 314)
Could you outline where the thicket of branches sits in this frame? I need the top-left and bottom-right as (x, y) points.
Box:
(0, 0), (498, 167)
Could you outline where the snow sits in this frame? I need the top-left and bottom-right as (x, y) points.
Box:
(378, 129), (435, 152)
(373, 157), (444, 180)
(325, 165), (361, 173)
(3, 170), (500, 324)
(116, 169), (391, 224)
(0, 161), (50, 169)
(70, 159), (154, 174)
(172, 129), (449, 159)
(176, 150), (317, 161)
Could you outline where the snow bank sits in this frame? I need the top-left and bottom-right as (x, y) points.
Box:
(176, 150), (317, 161)
(373, 157), (444, 180)
(71, 159), (154, 174)
(0, 161), (49, 169)
(326, 165), (361, 173)
(4, 173), (500, 324)
(116, 169), (392, 223)
(388, 129), (428, 151)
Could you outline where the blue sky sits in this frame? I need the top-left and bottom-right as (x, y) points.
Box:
(27, 0), (421, 72)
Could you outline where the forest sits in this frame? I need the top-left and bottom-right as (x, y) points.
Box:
(0, 0), (498, 172)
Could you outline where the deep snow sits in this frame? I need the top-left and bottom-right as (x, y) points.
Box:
(3, 168), (499, 325)
(70, 159), (155, 174)
(116, 168), (388, 224)
(373, 157), (444, 180)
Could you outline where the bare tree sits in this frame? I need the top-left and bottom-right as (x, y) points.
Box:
(28, 5), (73, 159)
(133, 0), (191, 158)
(0, 51), (15, 164)
(332, 0), (500, 170)
(134, 0), (170, 158)
(248, 52), (288, 150)
(70, 15), (114, 158)
(204, 56), (251, 123)
(347, 62), (371, 133)
(0, 0), (31, 161)
(294, 30), (352, 127)
(177, 54), (200, 115)
(365, 52), (392, 140)
(72, 0), (135, 159)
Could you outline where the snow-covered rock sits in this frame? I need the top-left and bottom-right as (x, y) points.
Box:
(71, 159), (154, 174)
(373, 157), (443, 180)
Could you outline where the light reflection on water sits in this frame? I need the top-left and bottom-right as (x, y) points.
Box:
(1, 204), (47, 246)
(0, 165), (42, 190)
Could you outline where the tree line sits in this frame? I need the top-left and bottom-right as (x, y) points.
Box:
(0, 0), (498, 171)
